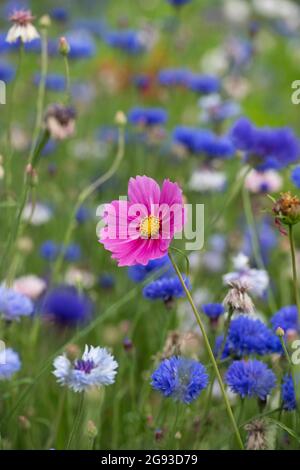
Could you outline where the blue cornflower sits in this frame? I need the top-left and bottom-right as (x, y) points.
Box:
(41, 286), (92, 326)
(53, 345), (118, 392)
(40, 240), (60, 262)
(128, 107), (167, 127)
(0, 285), (33, 320)
(225, 359), (276, 400)
(0, 60), (15, 82)
(230, 117), (300, 170)
(50, 7), (69, 22)
(143, 276), (189, 302)
(167, 0), (192, 7)
(62, 243), (82, 262)
(282, 374), (297, 411)
(33, 73), (66, 92)
(224, 316), (281, 357)
(202, 303), (225, 320)
(271, 305), (298, 334)
(128, 255), (171, 283)
(0, 348), (21, 380)
(98, 273), (115, 290)
(151, 356), (208, 404)
(76, 205), (91, 224)
(188, 74), (220, 94)
(158, 68), (192, 87)
(172, 126), (233, 158)
(64, 30), (96, 59)
(291, 166), (300, 188)
(201, 134), (234, 159)
(105, 30), (145, 54)
(172, 126), (213, 154)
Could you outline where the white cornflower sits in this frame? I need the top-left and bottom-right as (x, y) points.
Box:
(53, 345), (118, 393)
(6, 10), (39, 44)
(188, 169), (227, 192)
(22, 202), (52, 225)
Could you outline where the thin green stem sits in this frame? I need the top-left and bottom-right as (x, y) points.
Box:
(52, 125), (125, 281)
(242, 186), (277, 312)
(5, 42), (24, 192)
(1, 131), (50, 282)
(66, 393), (84, 450)
(168, 251), (244, 450)
(28, 27), (48, 165)
(288, 224), (300, 317)
(64, 55), (71, 104)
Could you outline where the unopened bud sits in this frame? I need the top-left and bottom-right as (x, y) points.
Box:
(115, 111), (127, 126)
(59, 36), (70, 56)
(123, 337), (133, 352)
(276, 327), (285, 337)
(86, 420), (98, 439)
(39, 15), (51, 28)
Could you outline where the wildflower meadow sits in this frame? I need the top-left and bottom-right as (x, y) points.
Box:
(2, 0), (300, 455)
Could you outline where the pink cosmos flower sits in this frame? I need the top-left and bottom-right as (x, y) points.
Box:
(99, 175), (185, 266)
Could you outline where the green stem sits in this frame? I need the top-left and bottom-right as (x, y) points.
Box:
(168, 251), (244, 450)
(1, 131), (50, 282)
(67, 393), (84, 450)
(242, 186), (277, 312)
(5, 42), (24, 193)
(28, 27), (48, 165)
(64, 55), (71, 104)
(52, 125), (125, 282)
(288, 224), (300, 317)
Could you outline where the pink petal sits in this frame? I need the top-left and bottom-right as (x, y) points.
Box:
(128, 175), (161, 212)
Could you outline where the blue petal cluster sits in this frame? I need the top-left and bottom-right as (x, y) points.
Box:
(188, 74), (220, 94)
(271, 305), (299, 333)
(230, 117), (300, 170)
(167, 0), (192, 6)
(64, 30), (96, 59)
(0, 348), (21, 380)
(34, 73), (66, 92)
(282, 374), (297, 411)
(225, 359), (276, 400)
(41, 286), (93, 326)
(105, 30), (145, 54)
(128, 255), (172, 283)
(0, 60), (15, 82)
(128, 107), (168, 126)
(291, 166), (300, 188)
(172, 126), (234, 158)
(158, 68), (192, 87)
(0, 285), (33, 321)
(202, 303), (225, 319)
(143, 276), (189, 301)
(151, 356), (208, 404)
(224, 316), (281, 357)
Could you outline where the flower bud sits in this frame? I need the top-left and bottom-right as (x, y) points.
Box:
(115, 111), (127, 126)
(39, 15), (51, 28)
(276, 326), (285, 337)
(273, 192), (300, 226)
(86, 420), (98, 439)
(59, 36), (70, 56)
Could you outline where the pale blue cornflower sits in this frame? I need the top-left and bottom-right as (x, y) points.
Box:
(53, 345), (118, 392)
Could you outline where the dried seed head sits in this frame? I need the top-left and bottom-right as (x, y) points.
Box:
(245, 419), (269, 450)
(223, 280), (254, 314)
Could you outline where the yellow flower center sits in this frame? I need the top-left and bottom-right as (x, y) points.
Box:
(139, 215), (160, 239)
